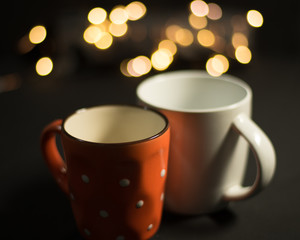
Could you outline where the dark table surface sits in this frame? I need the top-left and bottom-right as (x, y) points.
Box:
(1, 1), (300, 239)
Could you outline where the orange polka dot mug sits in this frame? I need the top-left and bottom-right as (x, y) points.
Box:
(41, 105), (170, 240)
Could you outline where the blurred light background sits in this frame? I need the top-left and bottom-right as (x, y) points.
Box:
(0, 0), (299, 91)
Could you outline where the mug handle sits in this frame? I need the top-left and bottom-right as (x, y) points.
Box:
(41, 119), (69, 195)
(223, 113), (276, 201)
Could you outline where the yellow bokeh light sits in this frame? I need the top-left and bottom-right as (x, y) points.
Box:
(120, 59), (131, 77)
(206, 57), (222, 77)
(188, 14), (207, 29)
(94, 32), (113, 49)
(127, 59), (142, 77)
(175, 28), (194, 46)
(213, 54), (229, 73)
(83, 25), (102, 44)
(232, 32), (248, 49)
(247, 10), (263, 27)
(88, 7), (107, 24)
(207, 3), (222, 20)
(109, 6), (128, 24)
(130, 56), (152, 76)
(235, 46), (252, 64)
(158, 39), (177, 55)
(190, 0), (209, 17)
(36, 57), (53, 76)
(197, 29), (215, 47)
(126, 1), (147, 21)
(109, 22), (128, 37)
(206, 54), (229, 77)
(29, 25), (47, 44)
(165, 25), (181, 41)
(151, 49), (173, 71)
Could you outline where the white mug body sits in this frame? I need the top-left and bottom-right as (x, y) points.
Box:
(137, 70), (276, 215)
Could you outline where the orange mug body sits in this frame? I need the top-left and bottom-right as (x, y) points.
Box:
(41, 105), (170, 240)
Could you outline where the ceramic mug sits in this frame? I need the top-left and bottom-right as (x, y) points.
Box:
(137, 70), (276, 215)
(41, 105), (170, 240)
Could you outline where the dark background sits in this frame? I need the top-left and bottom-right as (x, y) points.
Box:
(0, 0), (299, 239)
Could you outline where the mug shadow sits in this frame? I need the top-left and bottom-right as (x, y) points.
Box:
(154, 207), (237, 239)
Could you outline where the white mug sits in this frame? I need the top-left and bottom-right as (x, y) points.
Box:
(137, 70), (276, 215)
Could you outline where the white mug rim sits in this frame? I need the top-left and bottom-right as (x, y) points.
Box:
(137, 70), (252, 113)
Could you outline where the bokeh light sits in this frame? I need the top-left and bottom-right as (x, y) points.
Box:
(29, 25), (47, 44)
(197, 29), (215, 47)
(190, 0), (209, 17)
(166, 25), (181, 42)
(88, 8), (107, 25)
(109, 23), (128, 37)
(94, 32), (113, 49)
(207, 3), (222, 20)
(126, 1), (147, 21)
(151, 49), (173, 71)
(175, 28), (194, 46)
(206, 54), (229, 77)
(109, 6), (128, 24)
(188, 14), (207, 29)
(232, 32), (248, 48)
(36, 57), (53, 76)
(83, 25), (102, 44)
(247, 10), (263, 28)
(235, 46), (252, 64)
(158, 39), (177, 55)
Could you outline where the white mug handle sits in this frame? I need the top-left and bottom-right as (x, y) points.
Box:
(223, 113), (276, 201)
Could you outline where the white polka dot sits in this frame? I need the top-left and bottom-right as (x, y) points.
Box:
(147, 224), (153, 231)
(119, 178), (130, 187)
(81, 174), (90, 183)
(160, 169), (166, 177)
(160, 192), (165, 201)
(84, 228), (91, 236)
(136, 200), (144, 208)
(116, 236), (125, 240)
(99, 210), (109, 218)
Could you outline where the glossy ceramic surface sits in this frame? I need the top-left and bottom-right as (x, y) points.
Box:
(41, 105), (170, 240)
(137, 70), (276, 214)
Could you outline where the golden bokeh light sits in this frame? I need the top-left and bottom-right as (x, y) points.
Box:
(94, 32), (113, 49)
(188, 14), (207, 29)
(235, 46), (252, 64)
(109, 22), (128, 37)
(120, 59), (131, 77)
(83, 25), (102, 44)
(197, 29), (215, 47)
(109, 6), (128, 24)
(206, 54), (229, 77)
(166, 25), (181, 42)
(126, 1), (147, 21)
(29, 25), (47, 44)
(207, 3), (222, 20)
(175, 28), (194, 46)
(128, 56), (152, 77)
(88, 7), (107, 25)
(247, 10), (263, 28)
(212, 54), (229, 73)
(36, 57), (53, 76)
(232, 32), (248, 48)
(127, 59), (141, 77)
(206, 57), (221, 77)
(190, 0), (209, 17)
(158, 39), (177, 55)
(151, 49), (173, 71)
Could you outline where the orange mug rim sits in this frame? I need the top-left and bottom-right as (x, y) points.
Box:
(61, 104), (170, 146)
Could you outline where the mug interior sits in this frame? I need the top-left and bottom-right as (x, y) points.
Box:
(137, 71), (250, 112)
(63, 105), (167, 144)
